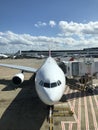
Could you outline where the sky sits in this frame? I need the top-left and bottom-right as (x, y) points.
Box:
(0, 0), (98, 53)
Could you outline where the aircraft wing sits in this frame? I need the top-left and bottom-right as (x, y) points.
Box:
(0, 63), (37, 73)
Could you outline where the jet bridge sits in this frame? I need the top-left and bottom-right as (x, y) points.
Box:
(59, 59), (98, 93)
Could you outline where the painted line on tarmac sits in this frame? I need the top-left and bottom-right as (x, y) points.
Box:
(68, 90), (77, 130)
(68, 123), (73, 130)
(62, 86), (98, 130)
(93, 94), (98, 108)
(61, 87), (78, 130)
(84, 94), (89, 130)
(61, 87), (69, 130)
(61, 122), (65, 130)
(77, 93), (81, 130)
(89, 96), (98, 130)
(71, 90), (78, 122)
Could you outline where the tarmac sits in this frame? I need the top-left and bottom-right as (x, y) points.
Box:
(0, 58), (98, 130)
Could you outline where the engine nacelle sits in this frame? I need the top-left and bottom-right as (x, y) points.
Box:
(12, 73), (24, 85)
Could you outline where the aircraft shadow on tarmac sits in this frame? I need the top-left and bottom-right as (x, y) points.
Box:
(60, 77), (98, 102)
(1, 74), (36, 91)
(61, 86), (98, 103)
(0, 79), (16, 91)
(0, 75), (98, 130)
(61, 90), (98, 103)
(0, 76), (47, 130)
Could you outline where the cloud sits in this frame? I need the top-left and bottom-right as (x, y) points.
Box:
(34, 21), (47, 28)
(35, 20), (56, 28)
(1, 21), (98, 53)
(49, 20), (56, 27)
(58, 21), (98, 37)
(0, 31), (68, 53)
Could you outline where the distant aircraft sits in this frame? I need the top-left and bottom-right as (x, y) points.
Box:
(0, 54), (9, 59)
(25, 53), (46, 59)
(0, 55), (66, 113)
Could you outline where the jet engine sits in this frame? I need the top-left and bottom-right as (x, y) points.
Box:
(12, 73), (24, 85)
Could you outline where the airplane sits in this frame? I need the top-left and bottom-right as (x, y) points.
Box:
(0, 53), (9, 59)
(0, 55), (66, 117)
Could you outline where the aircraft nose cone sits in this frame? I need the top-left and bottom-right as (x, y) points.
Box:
(48, 94), (59, 103)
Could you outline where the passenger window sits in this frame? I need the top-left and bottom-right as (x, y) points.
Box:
(51, 82), (57, 87)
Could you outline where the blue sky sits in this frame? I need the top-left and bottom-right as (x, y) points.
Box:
(0, 0), (98, 53)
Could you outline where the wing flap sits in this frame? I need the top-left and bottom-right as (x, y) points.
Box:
(0, 63), (37, 73)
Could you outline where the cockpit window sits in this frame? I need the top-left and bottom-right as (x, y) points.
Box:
(39, 80), (62, 88)
(57, 80), (61, 86)
(44, 82), (50, 87)
(39, 80), (44, 86)
(51, 82), (57, 87)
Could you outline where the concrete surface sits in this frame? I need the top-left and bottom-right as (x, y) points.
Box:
(0, 58), (98, 130)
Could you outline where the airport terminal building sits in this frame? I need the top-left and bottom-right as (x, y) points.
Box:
(16, 47), (98, 58)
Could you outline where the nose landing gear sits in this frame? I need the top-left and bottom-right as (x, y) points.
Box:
(47, 104), (73, 130)
(47, 105), (54, 130)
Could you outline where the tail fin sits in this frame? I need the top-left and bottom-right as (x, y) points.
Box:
(49, 49), (51, 57)
(48, 43), (52, 57)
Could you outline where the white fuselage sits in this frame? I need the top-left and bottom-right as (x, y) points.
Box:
(35, 57), (66, 105)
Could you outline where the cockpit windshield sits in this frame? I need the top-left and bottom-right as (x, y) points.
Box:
(39, 80), (61, 88)
(44, 82), (50, 87)
(51, 82), (57, 87)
